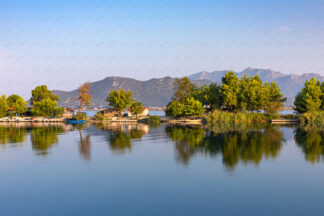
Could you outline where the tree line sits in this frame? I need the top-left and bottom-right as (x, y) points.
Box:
(165, 71), (286, 118)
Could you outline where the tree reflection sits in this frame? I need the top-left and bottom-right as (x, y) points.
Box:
(76, 124), (91, 161)
(166, 124), (284, 170)
(30, 126), (64, 155)
(294, 127), (324, 163)
(0, 126), (27, 147)
(95, 123), (146, 154)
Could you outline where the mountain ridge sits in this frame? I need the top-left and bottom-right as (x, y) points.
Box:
(53, 68), (324, 108)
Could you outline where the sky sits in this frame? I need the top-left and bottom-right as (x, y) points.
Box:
(0, 0), (324, 98)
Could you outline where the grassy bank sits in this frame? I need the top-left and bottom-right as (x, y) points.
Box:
(206, 110), (270, 124)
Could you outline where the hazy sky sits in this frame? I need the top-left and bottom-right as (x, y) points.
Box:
(1, 0), (324, 98)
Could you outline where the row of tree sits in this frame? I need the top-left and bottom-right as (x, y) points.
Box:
(165, 72), (287, 117)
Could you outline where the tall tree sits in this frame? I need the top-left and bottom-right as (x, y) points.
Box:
(173, 77), (196, 103)
(294, 78), (322, 113)
(130, 102), (143, 119)
(30, 85), (59, 105)
(77, 82), (92, 112)
(6, 94), (27, 116)
(0, 95), (8, 117)
(106, 89), (134, 115)
(165, 100), (185, 118)
(221, 71), (240, 111)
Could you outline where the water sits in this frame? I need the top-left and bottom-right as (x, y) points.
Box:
(75, 110), (165, 117)
(0, 123), (323, 216)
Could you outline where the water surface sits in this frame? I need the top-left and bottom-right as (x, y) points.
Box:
(0, 123), (323, 216)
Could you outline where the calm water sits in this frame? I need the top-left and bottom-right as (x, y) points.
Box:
(0, 123), (323, 216)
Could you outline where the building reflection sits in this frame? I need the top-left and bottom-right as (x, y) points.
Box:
(95, 123), (148, 154)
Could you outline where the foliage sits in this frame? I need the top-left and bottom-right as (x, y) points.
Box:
(165, 100), (185, 118)
(207, 110), (269, 124)
(30, 85), (59, 105)
(94, 112), (104, 121)
(146, 115), (161, 125)
(0, 95), (8, 118)
(32, 98), (63, 117)
(183, 97), (205, 116)
(221, 71), (240, 111)
(299, 112), (324, 125)
(73, 112), (87, 120)
(6, 94), (27, 116)
(193, 83), (222, 110)
(130, 102), (143, 118)
(294, 78), (322, 113)
(173, 77), (196, 103)
(106, 89), (134, 115)
(77, 82), (92, 111)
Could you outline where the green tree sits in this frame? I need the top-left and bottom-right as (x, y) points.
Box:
(294, 78), (322, 113)
(165, 100), (185, 118)
(221, 72), (240, 111)
(32, 98), (63, 117)
(6, 94), (27, 116)
(183, 97), (205, 116)
(30, 85), (59, 105)
(193, 83), (222, 111)
(77, 82), (92, 112)
(0, 95), (8, 117)
(173, 77), (196, 103)
(264, 82), (286, 116)
(106, 89), (134, 115)
(130, 101), (143, 118)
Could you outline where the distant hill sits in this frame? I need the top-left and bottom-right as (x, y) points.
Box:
(53, 68), (324, 108)
(188, 68), (324, 106)
(53, 76), (211, 108)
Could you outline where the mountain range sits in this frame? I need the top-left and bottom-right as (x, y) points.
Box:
(53, 68), (324, 108)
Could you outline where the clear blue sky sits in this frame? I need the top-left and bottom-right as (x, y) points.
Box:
(0, 0), (323, 98)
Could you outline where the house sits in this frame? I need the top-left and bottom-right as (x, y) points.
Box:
(101, 108), (120, 118)
(63, 108), (74, 118)
(127, 107), (149, 117)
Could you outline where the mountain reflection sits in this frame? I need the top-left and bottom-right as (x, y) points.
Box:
(166, 124), (284, 170)
(95, 123), (148, 154)
(294, 127), (324, 163)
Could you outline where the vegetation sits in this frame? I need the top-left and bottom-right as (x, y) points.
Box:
(130, 102), (143, 118)
(207, 110), (269, 124)
(0, 95), (8, 118)
(106, 89), (134, 115)
(7, 94), (28, 116)
(166, 72), (286, 121)
(30, 85), (63, 117)
(94, 111), (104, 121)
(72, 112), (87, 120)
(77, 82), (92, 112)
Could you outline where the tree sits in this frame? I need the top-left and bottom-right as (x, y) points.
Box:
(30, 85), (59, 105)
(173, 77), (196, 103)
(193, 83), (222, 111)
(294, 78), (322, 113)
(183, 97), (205, 116)
(106, 89), (134, 115)
(221, 72), (240, 111)
(32, 98), (63, 117)
(0, 95), (8, 118)
(165, 100), (185, 118)
(6, 94), (27, 116)
(130, 102), (143, 119)
(264, 82), (286, 115)
(77, 82), (92, 112)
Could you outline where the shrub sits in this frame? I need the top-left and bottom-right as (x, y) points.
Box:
(94, 112), (104, 121)
(207, 110), (269, 125)
(73, 112), (87, 120)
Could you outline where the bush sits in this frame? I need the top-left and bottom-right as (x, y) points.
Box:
(282, 114), (299, 119)
(299, 112), (324, 125)
(207, 110), (269, 125)
(73, 112), (87, 120)
(146, 115), (161, 124)
(94, 112), (104, 121)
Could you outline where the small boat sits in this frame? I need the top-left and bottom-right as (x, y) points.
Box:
(67, 119), (86, 124)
